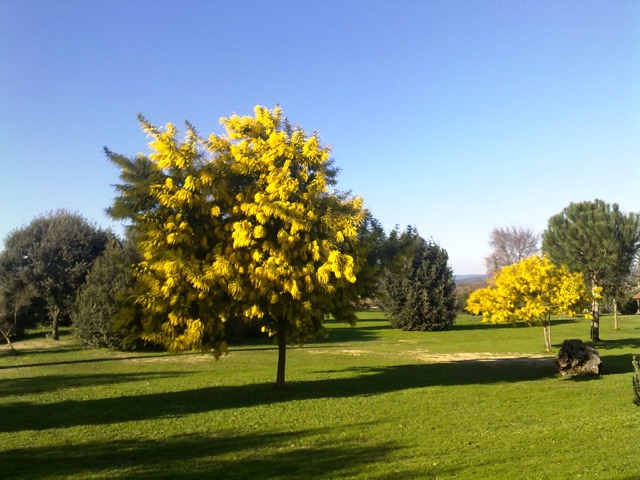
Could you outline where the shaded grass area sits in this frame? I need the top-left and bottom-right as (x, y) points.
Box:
(0, 358), (556, 434)
(3, 428), (403, 480)
(1, 313), (640, 479)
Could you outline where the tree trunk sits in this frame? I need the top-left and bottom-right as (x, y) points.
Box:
(0, 328), (16, 352)
(613, 299), (619, 330)
(51, 308), (60, 341)
(275, 316), (287, 389)
(543, 315), (552, 352)
(543, 326), (550, 352)
(590, 300), (601, 342)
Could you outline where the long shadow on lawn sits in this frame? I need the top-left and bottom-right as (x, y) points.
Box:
(228, 329), (384, 350)
(0, 357), (555, 433)
(453, 318), (579, 331)
(598, 353), (637, 375)
(0, 427), (450, 480)
(228, 323), (391, 350)
(592, 337), (640, 351)
(0, 353), (172, 371)
(314, 324), (391, 344)
(581, 338), (640, 375)
(1, 371), (190, 396)
(0, 343), (86, 358)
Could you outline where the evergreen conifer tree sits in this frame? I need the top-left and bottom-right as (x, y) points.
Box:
(383, 231), (456, 331)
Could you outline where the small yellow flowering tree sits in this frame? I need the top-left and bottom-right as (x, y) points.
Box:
(109, 106), (364, 387)
(466, 255), (590, 351)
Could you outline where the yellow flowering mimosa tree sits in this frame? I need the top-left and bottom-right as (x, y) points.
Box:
(109, 106), (364, 387)
(466, 255), (592, 352)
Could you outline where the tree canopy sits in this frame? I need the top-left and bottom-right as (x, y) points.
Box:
(0, 210), (110, 340)
(542, 199), (640, 341)
(467, 255), (590, 351)
(352, 212), (387, 302)
(108, 106), (365, 387)
(382, 228), (456, 331)
(484, 225), (539, 275)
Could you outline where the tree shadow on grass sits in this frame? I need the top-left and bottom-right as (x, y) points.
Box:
(1, 371), (190, 396)
(313, 324), (390, 344)
(0, 352), (172, 371)
(453, 318), (580, 331)
(0, 357), (556, 433)
(578, 338), (640, 375)
(14, 329), (72, 342)
(598, 353), (637, 375)
(228, 322), (391, 350)
(0, 342), (86, 357)
(152, 320), (388, 353)
(591, 337), (640, 351)
(0, 426), (455, 480)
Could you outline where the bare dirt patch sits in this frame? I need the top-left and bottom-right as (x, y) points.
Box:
(406, 350), (551, 364)
(304, 347), (551, 365)
(339, 349), (372, 356)
(121, 352), (226, 364)
(304, 348), (374, 356)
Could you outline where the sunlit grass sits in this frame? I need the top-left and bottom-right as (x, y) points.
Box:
(1, 313), (639, 479)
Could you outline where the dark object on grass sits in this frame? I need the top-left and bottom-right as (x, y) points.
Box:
(555, 339), (601, 377)
(632, 356), (640, 406)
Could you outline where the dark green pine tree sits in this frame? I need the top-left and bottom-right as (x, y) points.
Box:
(542, 199), (640, 341)
(352, 212), (387, 301)
(104, 148), (167, 237)
(383, 233), (457, 331)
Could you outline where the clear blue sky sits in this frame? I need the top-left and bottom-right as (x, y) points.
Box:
(1, 0), (638, 274)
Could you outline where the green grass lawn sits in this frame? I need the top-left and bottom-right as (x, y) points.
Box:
(2, 313), (639, 479)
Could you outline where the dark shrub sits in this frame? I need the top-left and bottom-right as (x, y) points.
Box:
(73, 240), (136, 348)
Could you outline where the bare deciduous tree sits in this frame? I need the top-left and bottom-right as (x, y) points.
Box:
(485, 225), (539, 276)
